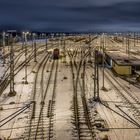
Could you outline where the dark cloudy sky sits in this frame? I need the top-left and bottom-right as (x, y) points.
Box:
(0, 0), (140, 32)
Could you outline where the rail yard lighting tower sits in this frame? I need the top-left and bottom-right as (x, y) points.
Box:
(8, 34), (16, 96)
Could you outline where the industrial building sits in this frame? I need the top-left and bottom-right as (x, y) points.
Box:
(105, 51), (140, 75)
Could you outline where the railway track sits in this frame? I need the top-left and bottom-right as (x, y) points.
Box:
(26, 53), (51, 139)
(0, 46), (46, 97)
(23, 56), (58, 140)
(68, 49), (95, 140)
(103, 68), (140, 121)
(0, 43), (45, 85)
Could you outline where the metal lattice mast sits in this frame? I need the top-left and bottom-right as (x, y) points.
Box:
(63, 34), (66, 56)
(31, 33), (34, 50)
(22, 32), (25, 50)
(88, 34), (91, 63)
(61, 33), (63, 48)
(102, 33), (105, 90)
(63, 33), (66, 62)
(126, 33), (129, 54)
(9, 34), (16, 96)
(45, 34), (48, 51)
(33, 33), (37, 62)
(134, 32), (136, 47)
(2, 32), (5, 66)
(93, 50), (99, 101)
(24, 32), (28, 84)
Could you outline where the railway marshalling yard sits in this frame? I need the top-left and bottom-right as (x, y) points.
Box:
(0, 34), (140, 140)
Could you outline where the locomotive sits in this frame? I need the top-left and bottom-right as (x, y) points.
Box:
(53, 48), (59, 59)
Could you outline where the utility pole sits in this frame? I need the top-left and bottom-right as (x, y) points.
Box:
(22, 32), (25, 50)
(7, 34), (10, 51)
(33, 33), (37, 62)
(24, 32), (28, 84)
(60, 34), (63, 48)
(2, 31), (5, 66)
(101, 33), (106, 91)
(134, 32), (136, 47)
(126, 33), (129, 54)
(31, 33), (34, 50)
(99, 34), (101, 51)
(8, 34), (16, 96)
(122, 33), (124, 48)
(63, 33), (66, 56)
(127, 33), (130, 55)
(137, 33), (139, 44)
(88, 34), (91, 63)
(93, 50), (100, 101)
(127, 33), (131, 87)
(45, 34), (47, 51)
(34, 41), (37, 62)
(51, 33), (54, 47)
(63, 33), (66, 62)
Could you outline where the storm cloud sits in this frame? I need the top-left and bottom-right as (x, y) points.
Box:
(0, 0), (140, 32)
